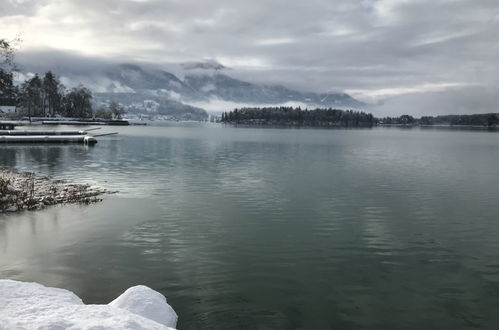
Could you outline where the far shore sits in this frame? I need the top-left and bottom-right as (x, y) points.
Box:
(0, 168), (109, 213)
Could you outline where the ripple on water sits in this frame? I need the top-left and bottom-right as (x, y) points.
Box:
(2, 127), (499, 329)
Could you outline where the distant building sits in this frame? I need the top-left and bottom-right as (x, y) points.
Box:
(0, 106), (17, 114)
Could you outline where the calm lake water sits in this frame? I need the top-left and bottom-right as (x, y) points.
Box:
(1, 123), (499, 329)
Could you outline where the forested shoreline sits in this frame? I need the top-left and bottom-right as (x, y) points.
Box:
(221, 107), (376, 127)
(380, 113), (499, 127)
(0, 70), (126, 120)
(221, 107), (499, 128)
(1, 38), (124, 119)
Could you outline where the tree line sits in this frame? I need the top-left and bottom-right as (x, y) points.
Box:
(222, 107), (499, 128)
(1, 38), (124, 119)
(18, 72), (94, 118)
(0, 68), (97, 118)
(380, 113), (499, 127)
(221, 107), (376, 127)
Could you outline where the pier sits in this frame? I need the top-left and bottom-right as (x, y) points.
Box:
(0, 135), (98, 145)
(0, 130), (88, 136)
(41, 120), (129, 126)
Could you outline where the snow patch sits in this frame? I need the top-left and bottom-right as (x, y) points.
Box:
(109, 285), (178, 328)
(166, 90), (182, 101)
(0, 280), (177, 330)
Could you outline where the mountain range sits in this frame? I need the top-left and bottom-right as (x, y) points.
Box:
(28, 63), (366, 120)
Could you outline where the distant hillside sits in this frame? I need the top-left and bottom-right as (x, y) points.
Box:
(93, 92), (208, 121)
(17, 62), (365, 118)
(66, 63), (362, 109)
(183, 73), (363, 108)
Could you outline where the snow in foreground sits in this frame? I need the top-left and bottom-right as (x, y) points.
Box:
(0, 280), (178, 330)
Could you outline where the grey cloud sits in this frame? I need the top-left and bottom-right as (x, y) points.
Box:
(374, 85), (499, 117)
(2, 0), (499, 116)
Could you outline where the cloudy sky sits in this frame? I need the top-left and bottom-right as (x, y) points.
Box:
(1, 0), (499, 115)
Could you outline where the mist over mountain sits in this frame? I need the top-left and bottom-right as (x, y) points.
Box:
(183, 72), (363, 108)
(94, 63), (364, 114)
(17, 57), (365, 118)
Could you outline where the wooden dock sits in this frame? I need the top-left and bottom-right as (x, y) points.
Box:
(42, 120), (129, 126)
(0, 121), (118, 145)
(0, 130), (88, 136)
(0, 135), (97, 145)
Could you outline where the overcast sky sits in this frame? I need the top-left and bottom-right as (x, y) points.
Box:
(2, 0), (499, 115)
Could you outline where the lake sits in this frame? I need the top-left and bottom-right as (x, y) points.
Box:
(1, 123), (499, 329)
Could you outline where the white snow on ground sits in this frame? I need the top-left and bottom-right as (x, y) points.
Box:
(0, 280), (177, 330)
(109, 285), (178, 328)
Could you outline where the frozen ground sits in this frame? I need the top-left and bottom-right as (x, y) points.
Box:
(0, 280), (177, 330)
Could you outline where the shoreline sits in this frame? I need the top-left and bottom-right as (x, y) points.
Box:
(0, 280), (178, 329)
(0, 168), (108, 213)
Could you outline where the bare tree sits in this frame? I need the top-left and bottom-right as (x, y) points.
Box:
(109, 102), (126, 119)
(63, 86), (93, 118)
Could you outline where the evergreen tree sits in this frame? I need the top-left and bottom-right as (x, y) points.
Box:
(0, 39), (18, 107)
(19, 74), (43, 119)
(487, 113), (498, 128)
(42, 71), (64, 116)
(0, 70), (16, 106)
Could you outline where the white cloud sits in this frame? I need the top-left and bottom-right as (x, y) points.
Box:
(255, 38), (295, 46)
(186, 97), (310, 113)
(372, 0), (418, 25)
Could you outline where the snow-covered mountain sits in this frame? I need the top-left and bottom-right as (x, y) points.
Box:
(183, 72), (363, 107)
(21, 61), (365, 118)
(97, 63), (363, 107)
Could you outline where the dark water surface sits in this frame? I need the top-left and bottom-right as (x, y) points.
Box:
(1, 123), (499, 329)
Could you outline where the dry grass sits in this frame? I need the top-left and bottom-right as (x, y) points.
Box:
(0, 169), (108, 213)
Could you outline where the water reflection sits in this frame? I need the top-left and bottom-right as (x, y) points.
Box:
(1, 125), (499, 329)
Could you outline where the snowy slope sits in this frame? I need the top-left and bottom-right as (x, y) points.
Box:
(96, 64), (363, 108)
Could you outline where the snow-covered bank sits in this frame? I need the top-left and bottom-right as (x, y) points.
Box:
(0, 280), (178, 330)
(0, 169), (108, 213)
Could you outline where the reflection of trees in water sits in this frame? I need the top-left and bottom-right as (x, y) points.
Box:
(1, 146), (89, 175)
(27, 147), (52, 164)
(0, 220), (7, 253)
(46, 147), (63, 173)
(0, 149), (17, 168)
(25, 146), (64, 174)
